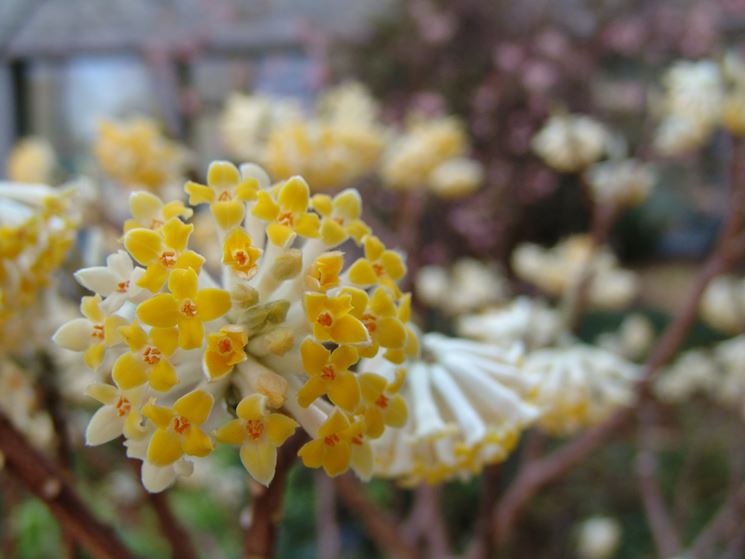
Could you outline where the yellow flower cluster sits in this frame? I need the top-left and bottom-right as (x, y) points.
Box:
(221, 83), (385, 192)
(381, 115), (483, 197)
(0, 182), (78, 348)
(93, 118), (188, 194)
(54, 161), (418, 491)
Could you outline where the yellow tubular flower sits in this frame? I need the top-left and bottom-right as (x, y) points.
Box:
(124, 191), (193, 232)
(55, 160), (417, 492)
(125, 217), (205, 292)
(214, 394), (298, 485)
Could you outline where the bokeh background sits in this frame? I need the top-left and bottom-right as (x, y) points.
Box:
(3, 1), (745, 558)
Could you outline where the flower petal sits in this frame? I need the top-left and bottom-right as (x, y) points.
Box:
(240, 441), (277, 486)
(173, 390), (214, 425)
(85, 405), (123, 445)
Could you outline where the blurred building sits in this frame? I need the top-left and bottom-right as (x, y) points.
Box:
(0, 0), (391, 173)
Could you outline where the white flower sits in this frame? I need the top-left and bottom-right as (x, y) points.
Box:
(74, 250), (148, 313)
(700, 275), (745, 334)
(596, 314), (655, 361)
(456, 296), (562, 350)
(532, 114), (609, 172)
(428, 157), (483, 198)
(512, 235), (638, 309)
(415, 258), (508, 315)
(654, 349), (718, 404)
(368, 333), (540, 485)
(524, 344), (640, 435)
(585, 159), (655, 208)
(577, 516), (622, 559)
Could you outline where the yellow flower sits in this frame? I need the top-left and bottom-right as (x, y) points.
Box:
(312, 189), (370, 245)
(124, 191), (193, 232)
(304, 291), (369, 345)
(185, 161), (260, 229)
(113, 322), (179, 392)
(297, 410), (354, 476)
(52, 295), (126, 369)
(347, 235), (406, 292)
(298, 338), (361, 411)
(214, 394), (298, 485)
(356, 287), (407, 359)
(125, 217), (204, 292)
(204, 326), (248, 379)
(222, 228), (262, 278)
(142, 390), (215, 466)
(305, 251), (344, 291)
(136, 268), (231, 349)
(251, 176), (320, 246)
(358, 370), (408, 439)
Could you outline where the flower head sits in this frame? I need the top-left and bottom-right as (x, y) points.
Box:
(55, 161), (416, 491)
(532, 114), (609, 172)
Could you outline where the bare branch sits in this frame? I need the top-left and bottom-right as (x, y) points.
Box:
(0, 410), (138, 559)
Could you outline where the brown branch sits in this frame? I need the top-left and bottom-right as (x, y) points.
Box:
(129, 460), (198, 559)
(244, 431), (307, 559)
(493, 171), (745, 546)
(335, 474), (420, 559)
(314, 471), (341, 559)
(0, 410), (138, 559)
(636, 400), (681, 557)
(466, 464), (501, 559)
(689, 483), (745, 558)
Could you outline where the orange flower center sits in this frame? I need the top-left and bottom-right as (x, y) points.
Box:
(150, 218), (164, 229)
(91, 324), (105, 340)
(375, 394), (389, 409)
(246, 419), (265, 441)
(173, 416), (190, 434)
(362, 313), (377, 333)
(278, 211), (294, 227)
(233, 249), (250, 267)
(160, 250), (177, 268)
(116, 280), (130, 293)
(217, 337), (233, 355)
(372, 262), (385, 277)
(115, 397), (131, 417)
(218, 190), (232, 202)
(324, 433), (340, 447)
(180, 299), (198, 317)
(351, 434), (364, 446)
(317, 312), (333, 327)
(321, 365), (336, 381)
(143, 346), (161, 365)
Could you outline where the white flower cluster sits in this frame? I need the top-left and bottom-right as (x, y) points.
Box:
(700, 275), (745, 334)
(532, 114), (610, 172)
(585, 159), (655, 208)
(512, 235), (638, 309)
(654, 55), (745, 155)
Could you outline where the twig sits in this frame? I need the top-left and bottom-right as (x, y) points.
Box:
(466, 464), (501, 559)
(37, 351), (78, 559)
(244, 431), (306, 559)
(689, 482), (745, 558)
(417, 485), (451, 559)
(0, 410), (137, 559)
(636, 400), (681, 557)
(314, 471), (341, 559)
(335, 474), (420, 559)
(129, 460), (198, 559)
(493, 168), (745, 546)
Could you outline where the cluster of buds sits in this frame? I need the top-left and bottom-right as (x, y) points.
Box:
(654, 54), (745, 155)
(221, 83), (385, 192)
(54, 161), (419, 491)
(532, 114), (610, 173)
(512, 235), (638, 309)
(0, 182), (78, 349)
(94, 118), (188, 195)
(5, 137), (57, 185)
(368, 333), (539, 485)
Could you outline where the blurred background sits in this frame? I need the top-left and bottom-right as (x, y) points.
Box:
(3, 1), (745, 558)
